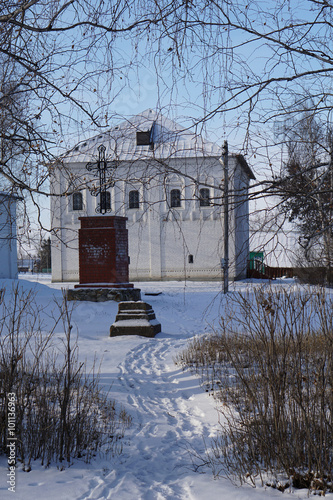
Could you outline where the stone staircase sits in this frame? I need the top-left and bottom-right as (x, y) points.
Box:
(110, 301), (161, 338)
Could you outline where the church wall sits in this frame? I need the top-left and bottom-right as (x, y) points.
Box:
(50, 155), (251, 282)
(161, 218), (225, 280)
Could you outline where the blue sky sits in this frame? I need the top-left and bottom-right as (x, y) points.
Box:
(22, 0), (333, 240)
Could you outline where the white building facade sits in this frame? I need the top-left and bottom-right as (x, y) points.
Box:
(50, 110), (255, 282)
(0, 192), (20, 279)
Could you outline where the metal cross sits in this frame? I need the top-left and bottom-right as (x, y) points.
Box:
(86, 144), (117, 214)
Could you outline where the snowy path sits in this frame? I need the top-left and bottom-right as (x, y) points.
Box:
(77, 336), (219, 500)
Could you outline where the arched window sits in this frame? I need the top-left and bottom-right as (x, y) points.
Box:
(170, 189), (181, 208)
(100, 191), (111, 211)
(199, 188), (210, 207)
(73, 192), (83, 211)
(129, 190), (139, 209)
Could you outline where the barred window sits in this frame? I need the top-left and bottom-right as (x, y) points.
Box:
(170, 189), (181, 208)
(73, 192), (83, 211)
(199, 188), (210, 207)
(129, 190), (139, 209)
(100, 191), (111, 211)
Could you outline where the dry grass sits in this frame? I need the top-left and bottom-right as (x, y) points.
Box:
(0, 285), (131, 469)
(176, 286), (333, 493)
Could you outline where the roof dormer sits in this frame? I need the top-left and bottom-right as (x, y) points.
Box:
(136, 123), (155, 150)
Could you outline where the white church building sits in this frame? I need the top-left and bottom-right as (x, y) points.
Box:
(50, 110), (255, 282)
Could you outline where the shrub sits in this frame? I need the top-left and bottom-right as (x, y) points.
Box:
(0, 285), (131, 469)
(176, 286), (333, 493)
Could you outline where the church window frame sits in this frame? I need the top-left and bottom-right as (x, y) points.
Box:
(100, 191), (111, 211)
(199, 188), (210, 207)
(170, 188), (181, 208)
(72, 192), (83, 211)
(129, 190), (140, 209)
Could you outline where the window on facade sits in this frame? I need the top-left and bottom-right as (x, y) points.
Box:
(170, 189), (181, 208)
(199, 188), (210, 207)
(129, 190), (140, 209)
(188, 254), (194, 264)
(73, 192), (83, 211)
(100, 191), (111, 211)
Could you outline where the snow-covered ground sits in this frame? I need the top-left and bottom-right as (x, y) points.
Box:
(0, 275), (330, 500)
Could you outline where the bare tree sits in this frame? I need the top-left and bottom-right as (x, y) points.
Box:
(2, 0), (333, 272)
(274, 110), (333, 272)
(1, 1), (333, 181)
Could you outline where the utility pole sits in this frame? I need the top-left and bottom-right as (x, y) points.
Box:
(221, 141), (229, 294)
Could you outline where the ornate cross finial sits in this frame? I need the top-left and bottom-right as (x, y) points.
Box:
(86, 144), (117, 214)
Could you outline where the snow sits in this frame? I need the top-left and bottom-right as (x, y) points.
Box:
(112, 319), (154, 326)
(0, 275), (329, 500)
(64, 109), (222, 164)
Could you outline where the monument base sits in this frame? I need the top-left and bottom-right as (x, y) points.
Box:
(74, 282), (134, 289)
(67, 287), (141, 303)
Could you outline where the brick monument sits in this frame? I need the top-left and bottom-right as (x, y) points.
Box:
(76, 215), (132, 288)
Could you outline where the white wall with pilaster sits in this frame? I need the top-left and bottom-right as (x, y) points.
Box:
(51, 155), (251, 282)
(0, 194), (20, 279)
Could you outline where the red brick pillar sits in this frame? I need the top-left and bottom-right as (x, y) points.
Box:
(75, 216), (133, 288)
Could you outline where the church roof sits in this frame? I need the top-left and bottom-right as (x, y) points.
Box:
(62, 109), (255, 179)
(64, 109), (222, 163)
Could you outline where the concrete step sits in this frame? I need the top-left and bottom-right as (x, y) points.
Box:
(110, 301), (161, 338)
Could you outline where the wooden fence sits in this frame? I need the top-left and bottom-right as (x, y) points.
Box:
(247, 261), (333, 285)
(247, 259), (294, 280)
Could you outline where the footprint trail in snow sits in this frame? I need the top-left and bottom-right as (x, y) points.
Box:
(83, 336), (217, 500)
